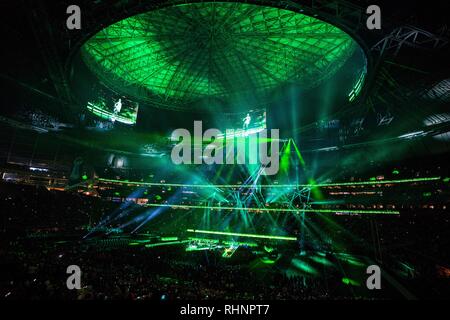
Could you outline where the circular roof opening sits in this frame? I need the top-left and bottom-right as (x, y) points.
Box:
(80, 1), (366, 111)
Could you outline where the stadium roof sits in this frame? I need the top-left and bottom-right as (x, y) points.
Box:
(81, 1), (361, 110)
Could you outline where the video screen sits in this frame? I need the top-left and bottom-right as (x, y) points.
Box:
(86, 93), (139, 126)
(217, 109), (267, 139)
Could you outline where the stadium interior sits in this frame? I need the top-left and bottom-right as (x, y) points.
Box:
(0, 0), (449, 301)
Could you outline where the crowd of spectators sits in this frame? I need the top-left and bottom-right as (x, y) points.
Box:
(1, 240), (363, 300)
(1, 178), (449, 300)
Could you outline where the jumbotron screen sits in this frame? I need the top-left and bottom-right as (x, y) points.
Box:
(86, 94), (139, 125)
(217, 109), (267, 140)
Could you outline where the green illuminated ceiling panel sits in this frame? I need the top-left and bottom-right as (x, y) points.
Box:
(81, 1), (360, 110)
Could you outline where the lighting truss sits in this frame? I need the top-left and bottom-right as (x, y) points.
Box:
(372, 26), (448, 56)
(377, 112), (394, 126)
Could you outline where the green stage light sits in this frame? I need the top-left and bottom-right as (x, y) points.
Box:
(315, 176), (441, 187)
(337, 253), (365, 267)
(188, 237), (219, 243)
(186, 229), (297, 241)
(308, 177), (325, 200)
(186, 245), (212, 252)
(342, 277), (360, 286)
(146, 203), (399, 215)
(187, 237), (258, 247)
(225, 241), (258, 248)
(311, 255), (333, 266)
(161, 237), (178, 241)
(261, 257), (277, 264)
(291, 258), (318, 275)
(291, 140), (306, 168)
(280, 139), (291, 173)
(145, 240), (189, 248)
(348, 65), (367, 102)
(222, 246), (238, 258)
(264, 246), (275, 253)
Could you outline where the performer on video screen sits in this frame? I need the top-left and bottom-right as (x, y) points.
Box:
(113, 98), (122, 114)
(243, 113), (251, 130)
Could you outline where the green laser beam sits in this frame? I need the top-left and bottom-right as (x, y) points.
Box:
(144, 240), (189, 248)
(186, 229), (297, 241)
(145, 203), (399, 215)
(97, 176), (440, 189)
